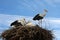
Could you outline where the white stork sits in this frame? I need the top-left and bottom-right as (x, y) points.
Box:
(10, 18), (26, 28)
(33, 9), (48, 27)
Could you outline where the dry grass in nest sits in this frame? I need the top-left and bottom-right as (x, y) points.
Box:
(1, 25), (53, 40)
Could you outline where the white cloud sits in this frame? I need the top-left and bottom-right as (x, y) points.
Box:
(49, 20), (60, 24)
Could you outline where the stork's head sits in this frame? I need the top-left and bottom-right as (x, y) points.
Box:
(44, 9), (48, 12)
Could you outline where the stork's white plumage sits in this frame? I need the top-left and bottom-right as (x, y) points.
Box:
(11, 25), (15, 28)
(26, 22), (35, 26)
(39, 9), (47, 17)
(17, 18), (26, 26)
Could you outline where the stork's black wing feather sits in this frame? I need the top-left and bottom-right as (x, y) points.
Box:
(33, 14), (43, 20)
(10, 20), (23, 26)
(10, 20), (18, 26)
(33, 14), (39, 20)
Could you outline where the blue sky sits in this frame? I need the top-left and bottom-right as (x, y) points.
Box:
(0, 0), (60, 17)
(0, 0), (60, 40)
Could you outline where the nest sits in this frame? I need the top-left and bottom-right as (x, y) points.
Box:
(1, 25), (53, 40)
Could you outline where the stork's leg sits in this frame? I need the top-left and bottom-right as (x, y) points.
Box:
(40, 20), (42, 27)
(38, 20), (40, 26)
(38, 20), (42, 27)
(41, 20), (42, 27)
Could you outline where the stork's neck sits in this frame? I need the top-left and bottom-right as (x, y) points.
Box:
(39, 11), (47, 17)
(43, 10), (47, 14)
(42, 10), (47, 17)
